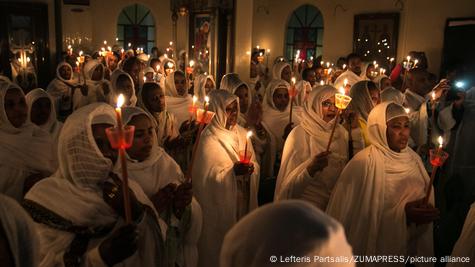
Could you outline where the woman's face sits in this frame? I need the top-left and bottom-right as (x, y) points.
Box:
(116, 76), (134, 102)
(234, 85), (249, 114)
(91, 65), (103, 81)
(4, 89), (27, 128)
(321, 96), (338, 123)
(369, 88), (381, 106)
(92, 123), (117, 164)
(273, 87), (289, 111)
(281, 66), (291, 83)
(30, 97), (51, 126)
(127, 114), (154, 162)
(174, 73), (186, 96)
(145, 72), (154, 82)
(205, 78), (214, 94)
(225, 100), (239, 130)
(144, 87), (165, 113)
(380, 78), (392, 90)
(366, 65), (375, 78)
(386, 116), (410, 152)
(59, 66), (72, 80)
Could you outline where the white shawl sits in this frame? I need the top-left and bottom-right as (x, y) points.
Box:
(73, 60), (111, 110)
(25, 88), (63, 142)
(220, 73), (252, 127)
(24, 103), (166, 267)
(164, 71), (193, 128)
(110, 69), (137, 107)
(448, 202), (475, 266)
(46, 62), (76, 114)
(404, 89), (426, 112)
(327, 102), (434, 264)
(334, 70), (363, 89)
(220, 200), (355, 267)
(262, 79), (302, 153)
(275, 86), (348, 211)
(272, 62), (290, 80)
(193, 74), (215, 103)
(0, 83), (55, 200)
(191, 90), (260, 267)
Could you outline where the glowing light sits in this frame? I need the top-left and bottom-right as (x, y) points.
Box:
(438, 136), (443, 148)
(116, 94), (125, 108)
(246, 131), (253, 139)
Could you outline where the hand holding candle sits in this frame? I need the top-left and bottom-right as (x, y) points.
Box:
(289, 77), (296, 124)
(423, 136), (449, 205)
(326, 87), (352, 152)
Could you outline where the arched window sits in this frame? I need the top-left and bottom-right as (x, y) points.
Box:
(285, 5), (324, 61)
(117, 4), (155, 53)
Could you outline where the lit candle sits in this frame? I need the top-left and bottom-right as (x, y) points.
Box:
(326, 62), (330, 68)
(414, 59), (419, 67)
(320, 61), (324, 66)
(326, 86), (352, 152)
(344, 78), (348, 87)
(405, 108), (411, 114)
(128, 43), (131, 48)
(103, 40), (107, 45)
(342, 64), (347, 70)
(169, 41), (173, 46)
(256, 45), (260, 50)
(244, 131), (253, 163)
(320, 80), (325, 86)
(289, 78), (296, 123)
(115, 94), (125, 129)
(143, 76), (147, 83)
(189, 60), (195, 68)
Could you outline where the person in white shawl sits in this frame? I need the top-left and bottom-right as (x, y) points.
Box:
(272, 62), (291, 83)
(448, 201), (475, 266)
(164, 70), (193, 129)
(275, 86), (348, 211)
(381, 86), (405, 105)
(73, 60), (111, 110)
(110, 69), (137, 107)
(0, 194), (40, 267)
(0, 82), (55, 201)
(137, 82), (179, 146)
(46, 62), (77, 117)
(262, 79), (302, 155)
(191, 89), (260, 267)
(403, 68), (433, 111)
(121, 107), (202, 267)
(327, 102), (439, 264)
(23, 103), (166, 267)
(220, 73), (252, 127)
(334, 53), (364, 89)
(25, 88), (63, 140)
(374, 74), (392, 91)
(220, 200), (355, 267)
(193, 74), (216, 105)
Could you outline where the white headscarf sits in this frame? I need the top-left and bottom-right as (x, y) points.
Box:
(381, 86), (405, 105)
(164, 71), (193, 127)
(220, 200), (354, 267)
(110, 69), (137, 107)
(327, 102), (433, 258)
(373, 74), (389, 90)
(359, 62), (372, 80)
(272, 62), (290, 80)
(262, 79), (302, 151)
(333, 70), (363, 90)
(0, 194), (39, 267)
(0, 83), (54, 173)
(349, 80), (375, 121)
(46, 62), (76, 114)
(193, 74), (215, 103)
(220, 73), (252, 125)
(83, 60), (104, 81)
(25, 88), (63, 137)
(55, 62), (75, 84)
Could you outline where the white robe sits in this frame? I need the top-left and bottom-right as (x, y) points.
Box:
(448, 202), (475, 266)
(191, 90), (260, 267)
(164, 71), (193, 128)
(275, 86), (348, 211)
(327, 102), (434, 266)
(73, 60), (111, 110)
(46, 62), (76, 115)
(334, 70), (363, 89)
(121, 107), (202, 267)
(404, 89), (426, 112)
(0, 84), (55, 201)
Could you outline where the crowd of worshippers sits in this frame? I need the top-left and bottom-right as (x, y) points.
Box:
(0, 46), (474, 267)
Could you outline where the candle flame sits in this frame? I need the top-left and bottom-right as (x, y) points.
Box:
(343, 78), (348, 86)
(328, 68), (333, 75)
(205, 96), (210, 103)
(414, 59), (419, 66)
(373, 60), (377, 65)
(256, 45), (260, 49)
(79, 51), (83, 56)
(68, 45), (72, 49)
(431, 91), (436, 100)
(342, 64), (347, 69)
(116, 94), (125, 108)
(267, 49), (270, 53)
(128, 43), (131, 47)
(26, 57), (30, 63)
(156, 65), (160, 71)
(438, 136), (443, 147)
(103, 40), (107, 45)
(167, 62), (174, 68)
(193, 95), (198, 104)
(390, 57), (395, 62)
(407, 56), (411, 61)
(121, 48), (124, 53)
(339, 87), (345, 95)
(143, 76), (146, 83)
(320, 61), (324, 66)
(246, 131), (253, 139)
(326, 62), (330, 68)
(320, 80), (324, 85)
(116, 37), (119, 41)
(107, 46), (112, 51)
(169, 41), (173, 46)
(291, 77), (296, 85)
(189, 60), (195, 67)
(404, 108), (410, 114)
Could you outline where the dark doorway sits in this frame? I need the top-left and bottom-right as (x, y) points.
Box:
(440, 17), (475, 87)
(0, 2), (50, 88)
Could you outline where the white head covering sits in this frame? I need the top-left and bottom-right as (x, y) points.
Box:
(25, 88), (62, 134)
(144, 66), (155, 75)
(359, 62), (372, 80)
(373, 74), (389, 90)
(137, 53), (150, 63)
(0, 194), (39, 267)
(110, 69), (137, 107)
(165, 70), (186, 97)
(55, 62), (74, 83)
(193, 74), (216, 102)
(220, 73), (252, 123)
(380, 87), (405, 105)
(220, 200), (354, 267)
(0, 83), (54, 172)
(301, 85), (341, 136)
(349, 80), (375, 121)
(83, 59), (104, 81)
(208, 89), (240, 135)
(272, 62), (291, 80)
